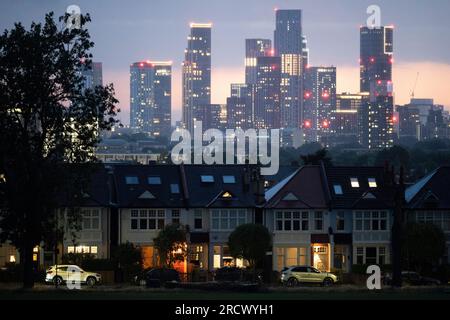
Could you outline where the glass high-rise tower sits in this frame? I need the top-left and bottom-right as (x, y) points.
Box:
(245, 39), (272, 85)
(130, 61), (172, 137)
(274, 9), (303, 130)
(182, 23), (212, 132)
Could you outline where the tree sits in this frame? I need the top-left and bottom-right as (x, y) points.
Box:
(153, 224), (187, 267)
(228, 224), (271, 279)
(300, 148), (332, 166)
(402, 222), (446, 273)
(111, 242), (142, 281)
(0, 12), (119, 288)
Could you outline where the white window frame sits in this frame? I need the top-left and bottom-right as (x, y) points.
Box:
(211, 209), (247, 231)
(130, 209), (166, 231)
(82, 209), (100, 230)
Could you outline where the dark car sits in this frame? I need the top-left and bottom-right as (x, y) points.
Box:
(384, 271), (441, 286)
(214, 267), (243, 282)
(139, 268), (180, 288)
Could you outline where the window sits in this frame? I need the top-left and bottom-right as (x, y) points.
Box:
(68, 246), (97, 255)
(148, 176), (162, 185)
(356, 247), (364, 264)
(275, 211), (303, 231)
(350, 178), (359, 188)
(336, 211), (345, 231)
(301, 212), (309, 230)
(82, 209), (100, 230)
(170, 184), (180, 194)
(130, 209), (165, 230)
(125, 176), (139, 185)
(365, 247), (377, 264)
(314, 212), (323, 231)
(171, 209), (180, 225)
(201, 175), (214, 183)
(368, 178), (377, 188)
(334, 185), (343, 195)
(354, 211), (388, 231)
(223, 175), (236, 184)
(211, 209), (246, 230)
(213, 246), (221, 269)
(378, 247), (386, 265)
(286, 248), (297, 267)
(194, 210), (202, 229)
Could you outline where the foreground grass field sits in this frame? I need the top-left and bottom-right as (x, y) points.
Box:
(1, 285), (449, 300)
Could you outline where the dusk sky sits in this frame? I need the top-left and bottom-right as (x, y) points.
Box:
(1, 0), (450, 125)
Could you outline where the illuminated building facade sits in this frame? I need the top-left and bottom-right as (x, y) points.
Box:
(245, 39), (272, 85)
(303, 66), (336, 144)
(330, 93), (369, 146)
(255, 56), (281, 129)
(227, 83), (253, 130)
(130, 61), (172, 137)
(182, 23), (212, 132)
(274, 9), (303, 130)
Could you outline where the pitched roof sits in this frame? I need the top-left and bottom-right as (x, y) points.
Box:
(405, 167), (450, 209)
(324, 166), (394, 209)
(265, 166), (328, 209)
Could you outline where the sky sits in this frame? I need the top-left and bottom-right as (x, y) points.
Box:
(1, 0), (450, 125)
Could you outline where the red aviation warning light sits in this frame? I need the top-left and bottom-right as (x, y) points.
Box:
(304, 120), (312, 128)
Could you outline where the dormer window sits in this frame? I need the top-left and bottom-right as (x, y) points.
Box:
(368, 178), (377, 188)
(148, 176), (162, 185)
(201, 175), (214, 183)
(350, 178), (360, 188)
(221, 191), (233, 199)
(125, 176), (139, 185)
(334, 184), (343, 195)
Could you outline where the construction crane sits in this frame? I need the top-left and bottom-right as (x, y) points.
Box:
(411, 72), (420, 99)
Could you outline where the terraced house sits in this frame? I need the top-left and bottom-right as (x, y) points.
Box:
(265, 165), (395, 273)
(4, 163), (449, 275)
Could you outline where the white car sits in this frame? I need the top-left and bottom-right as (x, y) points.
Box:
(45, 265), (101, 286)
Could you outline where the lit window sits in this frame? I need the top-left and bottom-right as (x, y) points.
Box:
(125, 176), (139, 185)
(68, 246), (75, 253)
(334, 185), (343, 195)
(148, 176), (162, 185)
(170, 184), (180, 194)
(222, 191), (233, 198)
(350, 178), (360, 188)
(201, 175), (214, 183)
(90, 246), (98, 254)
(9, 255), (16, 263)
(368, 178), (377, 188)
(223, 175), (236, 184)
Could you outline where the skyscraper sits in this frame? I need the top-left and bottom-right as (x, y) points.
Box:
(360, 26), (394, 92)
(303, 66), (336, 144)
(255, 56), (281, 129)
(182, 23), (212, 132)
(130, 61), (172, 137)
(274, 9), (303, 130)
(359, 25), (394, 149)
(226, 83), (253, 130)
(81, 61), (102, 91)
(330, 93), (369, 146)
(245, 39), (272, 85)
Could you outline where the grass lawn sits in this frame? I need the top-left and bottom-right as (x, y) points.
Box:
(0, 285), (449, 300)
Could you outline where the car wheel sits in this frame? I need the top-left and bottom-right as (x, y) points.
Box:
(53, 276), (63, 286)
(323, 278), (334, 287)
(139, 279), (146, 286)
(86, 277), (96, 287)
(287, 278), (299, 287)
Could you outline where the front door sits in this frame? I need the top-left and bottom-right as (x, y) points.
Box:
(312, 244), (330, 272)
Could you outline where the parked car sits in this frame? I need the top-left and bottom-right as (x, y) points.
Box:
(280, 266), (338, 287)
(383, 271), (441, 286)
(135, 268), (180, 288)
(45, 265), (101, 286)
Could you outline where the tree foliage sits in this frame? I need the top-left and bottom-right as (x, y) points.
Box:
(0, 12), (119, 287)
(402, 222), (446, 272)
(153, 224), (187, 267)
(228, 224), (271, 268)
(300, 148), (332, 166)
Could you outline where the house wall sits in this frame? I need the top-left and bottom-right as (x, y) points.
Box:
(62, 207), (110, 259)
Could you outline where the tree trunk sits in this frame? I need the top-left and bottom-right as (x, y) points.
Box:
(22, 240), (35, 289)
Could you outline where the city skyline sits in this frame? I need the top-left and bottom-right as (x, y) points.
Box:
(1, 0), (450, 125)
